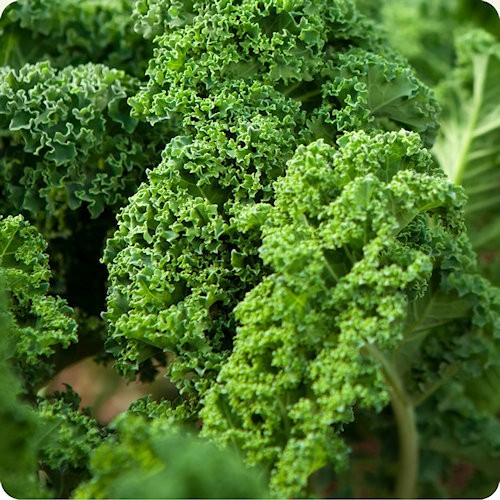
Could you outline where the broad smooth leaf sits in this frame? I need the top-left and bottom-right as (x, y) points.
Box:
(433, 31), (500, 250)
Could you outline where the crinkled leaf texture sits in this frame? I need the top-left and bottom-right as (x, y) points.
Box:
(0, 225), (103, 498)
(130, 0), (438, 144)
(104, 0), (438, 396)
(103, 82), (305, 393)
(0, 62), (162, 223)
(0, 0), (150, 75)
(0, 215), (77, 393)
(200, 131), (500, 498)
(34, 387), (107, 498)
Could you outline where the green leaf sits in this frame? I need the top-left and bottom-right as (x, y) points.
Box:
(433, 30), (500, 251)
(0, 215), (78, 393)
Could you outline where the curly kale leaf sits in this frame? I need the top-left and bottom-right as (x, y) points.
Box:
(0, 215), (77, 393)
(132, 0), (198, 40)
(0, 283), (46, 499)
(200, 131), (500, 497)
(104, 0), (438, 393)
(103, 83), (304, 390)
(35, 387), (107, 498)
(0, 259), (103, 499)
(309, 47), (439, 146)
(130, 0), (437, 144)
(0, 0), (151, 76)
(0, 62), (164, 224)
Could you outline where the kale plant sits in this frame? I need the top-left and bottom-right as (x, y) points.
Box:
(0, 0), (499, 498)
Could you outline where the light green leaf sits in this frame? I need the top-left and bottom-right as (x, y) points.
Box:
(433, 30), (500, 250)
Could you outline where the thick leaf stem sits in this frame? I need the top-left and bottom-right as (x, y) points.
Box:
(391, 381), (419, 499)
(452, 55), (488, 184)
(365, 344), (419, 499)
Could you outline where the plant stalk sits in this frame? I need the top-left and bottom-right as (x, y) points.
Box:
(390, 382), (419, 499)
(364, 344), (419, 499)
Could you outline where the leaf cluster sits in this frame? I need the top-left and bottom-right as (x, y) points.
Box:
(0, 62), (161, 226)
(0, 0), (151, 75)
(0, 215), (77, 394)
(0, 0), (499, 498)
(201, 131), (500, 496)
(104, 0), (439, 404)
